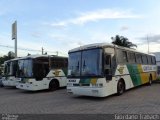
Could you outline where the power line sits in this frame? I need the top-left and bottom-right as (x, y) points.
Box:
(0, 44), (40, 52)
(0, 44), (68, 56)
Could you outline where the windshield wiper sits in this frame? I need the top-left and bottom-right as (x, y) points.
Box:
(76, 61), (79, 70)
(83, 60), (86, 70)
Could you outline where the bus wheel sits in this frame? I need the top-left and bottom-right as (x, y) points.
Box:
(148, 75), (152, 86)
(49, 80), (59, 91)
(117, 80), (125, 95)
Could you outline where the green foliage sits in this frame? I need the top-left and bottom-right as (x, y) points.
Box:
(0, 56), (10, 65)
(0, 51), (15, 76)
(111, 35), (137, 48)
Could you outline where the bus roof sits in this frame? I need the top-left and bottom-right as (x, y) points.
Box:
(68, 43), (112, 53)
(4, 54), (68, 63)
(4, 57), (21, 63)
(18, 54), (67, 60)
(19, 55), (49, 59)
(68, 42), (153, 56)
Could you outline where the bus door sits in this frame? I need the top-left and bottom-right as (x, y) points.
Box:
(104, 54), (112, 80)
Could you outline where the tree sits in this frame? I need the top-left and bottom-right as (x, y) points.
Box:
(111, 35), (137, 48)
(0, 51), (15, 65)
(8, 51), (15, 59)
(0, 51), (15, 76)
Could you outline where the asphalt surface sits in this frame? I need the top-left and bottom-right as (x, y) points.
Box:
(0, 82), (160, 115)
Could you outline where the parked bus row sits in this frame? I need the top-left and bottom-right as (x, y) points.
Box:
(1, 55), (68, 91)
(0, 43), (158, 97)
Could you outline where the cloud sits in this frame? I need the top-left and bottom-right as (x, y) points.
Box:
(50, 34), (67, 41)
(0, 4), (10, 16)
(31, 32), (42, 38)
(137, 43), (160, 53)
(120, 26), (129, 31)
(51, 9), (141, 27)
(138, 34), (160, 43)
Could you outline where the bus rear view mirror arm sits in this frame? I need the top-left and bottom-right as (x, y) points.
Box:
(106, 75), (112, 80)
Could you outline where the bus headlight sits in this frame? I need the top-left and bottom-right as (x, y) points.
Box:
(67, 83), (73, 86)
(99, 83), (103, 87)
(29, 82), (33, 84)
(91, 83), (103, 87)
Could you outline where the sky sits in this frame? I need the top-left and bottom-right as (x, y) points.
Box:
(0, 0), (160, 57)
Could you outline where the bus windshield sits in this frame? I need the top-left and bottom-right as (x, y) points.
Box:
(68, 52), (81, 77)
(4, 61), (18, 76)
(17, 59), (33, 78)
(4, 62), (11, 76)
(17, 58), (49, 79)
(68, 49), (102, 77)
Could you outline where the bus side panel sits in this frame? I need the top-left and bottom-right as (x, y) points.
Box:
(151, 71), (157, 81)
(127, 64), (157, 87)
(127, 64), (142, 86)
(115, 65), (134, 90)
(47, 69), (67, 87)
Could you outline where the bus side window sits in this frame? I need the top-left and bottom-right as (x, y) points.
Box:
(123, 51), (128, 63)
(151, 56), (156, 65)
(142, 55), (148, 64)
(136, 54), (142, 64)
(147, 55), (152, 64)
(116, 49), (128, 64)
(128, 52), (136, 63)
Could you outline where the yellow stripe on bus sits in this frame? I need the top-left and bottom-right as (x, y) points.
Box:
(138, 65), (148, 84)
(90, 78), (97, 85)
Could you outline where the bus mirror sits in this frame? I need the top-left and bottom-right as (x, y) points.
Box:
(106, 75), (112, 80)
(105, 55), (111, 65)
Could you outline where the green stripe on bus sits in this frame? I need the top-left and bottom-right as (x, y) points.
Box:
(79, 78), (91, 84)
(127, 64), (142, 86)
(62, 68), (68, 76)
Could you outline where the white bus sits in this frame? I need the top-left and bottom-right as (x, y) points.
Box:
(16, 55), (68, 91)
(0, 64), (4, 87)
(2, 58), (20, 87)
(67, 43), (157, 97)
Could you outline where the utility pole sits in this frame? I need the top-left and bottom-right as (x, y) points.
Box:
(42, 47), (44, 55)
(12, 21), (17, 58)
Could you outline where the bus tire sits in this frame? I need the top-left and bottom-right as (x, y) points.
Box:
(49, 79), (59, 91)
(148, 75), (152, 86)
(117, 80), (125, 95)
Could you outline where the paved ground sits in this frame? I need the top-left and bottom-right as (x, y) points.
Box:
(0, 82), (160, 114)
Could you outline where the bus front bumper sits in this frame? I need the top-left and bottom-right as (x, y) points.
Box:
(16, 83), (41, 91)
(2, 80), (18, 87)
(67, 86), (109, 97)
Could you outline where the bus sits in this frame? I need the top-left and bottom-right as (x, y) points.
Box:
(16, 55), (68, 91)
(67, 43), (157, 97)
(0, 64), (4, 87)
(2, 58), (20, 87)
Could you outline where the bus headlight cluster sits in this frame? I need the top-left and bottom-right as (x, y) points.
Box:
(99, 83), (103, 87)
(91, 83), (103, 87)
(29, 82), (33, 84)
(67, 83), (73, 86)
